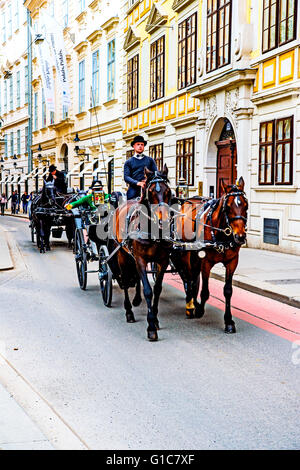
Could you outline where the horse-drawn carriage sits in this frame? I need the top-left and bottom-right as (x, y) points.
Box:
(29, 181), (76, 253)
(71, 166), (248, 342)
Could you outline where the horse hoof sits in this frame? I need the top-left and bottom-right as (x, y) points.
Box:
(126, 312), (136, 323)
(194, 307), (205, 319)
(186, 310), (194, 319)
(132, 296), (142, 307)
(225, 323), (236, 334)
(147, 330), (158, 342)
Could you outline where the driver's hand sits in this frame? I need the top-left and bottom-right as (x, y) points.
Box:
(53, 175), (57, 180)
(137, 181), (146, 188)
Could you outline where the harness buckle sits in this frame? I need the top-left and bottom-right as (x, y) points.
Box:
(223, 227), (233, 237)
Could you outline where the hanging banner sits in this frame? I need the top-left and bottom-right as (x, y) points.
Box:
(41, 12), (71, 108)
(31, 26), (55, 113)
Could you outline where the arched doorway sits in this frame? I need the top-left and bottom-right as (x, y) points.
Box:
(60, 144), (69, 174)
(215, 119), (237, 198)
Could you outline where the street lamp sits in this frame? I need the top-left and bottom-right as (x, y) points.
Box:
(176, 177), (189, 199)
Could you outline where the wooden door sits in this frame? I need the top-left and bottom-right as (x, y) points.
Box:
(216, 139), (237, 198)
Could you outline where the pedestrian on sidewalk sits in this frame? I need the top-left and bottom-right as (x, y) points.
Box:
(0, 193), (7, 216)
(21, 191), (29, 214)
(8, 191), (18, 214)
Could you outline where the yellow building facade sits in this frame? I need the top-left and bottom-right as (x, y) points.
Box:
(121, 0), (300, 254)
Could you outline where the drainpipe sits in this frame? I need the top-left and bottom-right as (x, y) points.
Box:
(27, 9), (32, 174)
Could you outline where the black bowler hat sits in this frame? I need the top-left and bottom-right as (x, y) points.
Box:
(49, 165), (57, 172)
(91, 180), (103, 189)
(131, 135), (147, 147)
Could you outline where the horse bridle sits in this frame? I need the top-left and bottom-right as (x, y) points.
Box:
(144, 172), (170, 206)
(222, 191), (248, 232)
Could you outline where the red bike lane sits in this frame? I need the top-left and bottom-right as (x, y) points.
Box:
(165, 274), (300, 343)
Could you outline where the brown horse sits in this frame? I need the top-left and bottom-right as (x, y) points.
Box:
(113, 165), (172, 341)
(172, 177), (248, 333)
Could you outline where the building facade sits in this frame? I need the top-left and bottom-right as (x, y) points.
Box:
(23, 0), (124, 194)
(121, 0), (300, 255)
(0, 0), (30, 199)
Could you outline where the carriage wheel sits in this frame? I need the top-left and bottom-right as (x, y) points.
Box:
(75, 229), (87, 290)
(98, 245), (113, 307)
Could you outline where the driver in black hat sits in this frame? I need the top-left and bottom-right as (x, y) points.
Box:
(124, 135), (157, 200)
(47, 165), (67, 194)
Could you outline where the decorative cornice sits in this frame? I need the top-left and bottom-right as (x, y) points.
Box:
(86, 29), (102, 45)
(123, 26), (141, 52)
(145, 4), (168, 34)
(189, 68), (257, 99)
(88, 0), (101, 11)
(251, 87), (299, 105)
(172, 0), (192, 13)
(101, 16), (119, 33)
(74, 40), (89, 56)
(53, 119), (75, 131)
(75, 10), (88, 25)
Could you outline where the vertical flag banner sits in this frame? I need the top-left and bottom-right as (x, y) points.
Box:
(42, 12), (71, 108)
(31, 26), (55, 113)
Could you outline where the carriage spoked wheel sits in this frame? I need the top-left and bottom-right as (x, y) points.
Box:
(98, 245), (113, 307)
(75, 229), (87, 290)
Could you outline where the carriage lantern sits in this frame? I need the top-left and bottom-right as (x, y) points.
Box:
(176, 177), (189, 199)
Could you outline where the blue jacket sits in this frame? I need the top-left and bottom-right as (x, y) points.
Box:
(124, 155), (157, 188)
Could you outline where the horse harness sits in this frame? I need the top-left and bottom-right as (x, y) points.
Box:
(200, 189), (248, 253)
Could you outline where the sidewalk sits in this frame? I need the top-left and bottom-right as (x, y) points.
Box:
(0, 382), (53, 450)
(3, 210), (29, 219)
(212, 247), (300, 308)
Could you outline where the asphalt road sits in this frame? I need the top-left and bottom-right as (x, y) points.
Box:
(0, 216), (299, 450)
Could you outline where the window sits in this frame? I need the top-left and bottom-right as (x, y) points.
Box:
(262, 0), (297, 52)
(48, 0), (54, 17)
(176, 138), (194, 186)
(34, 92), (38, 130)
(50, 111), (55, 125)
(80, 0), (85, 12)
(62, 105), (68, 120)
(149, 144), (164, 172)
(16, 71), (20, 108)
(9, 75), (13, 111)
(127, 54), (139, 112)
(207, 0), (231, 73)
(178, 13), (197, 89)
(63, 0), (68, 28)
(2, 12), (6, 43)
(42, 89), (46, 127)
(126, 150), (134, 160)
(24, 65), (28, 104)
(91, 50), (99, 107)
(259, 117), (293, 185)
(4, 134), (8, 158)
(14, 0), (19, 31)
(79, 60), (85, 113)
(150, 36), (165, 102)
(25, 127), (28, 153)
(107, 40), (116, 101)
(10, 132), (14, 157)
(4, 80), (7, 113)
(7, 4), (12, 39)
(17, 129), (21, 155)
